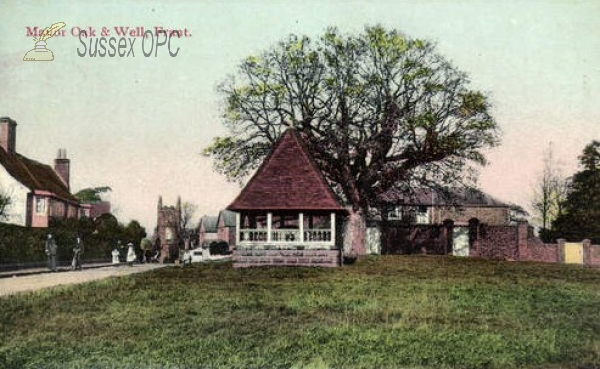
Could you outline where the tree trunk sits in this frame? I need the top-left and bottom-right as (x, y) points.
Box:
(344, 208), (367, 256)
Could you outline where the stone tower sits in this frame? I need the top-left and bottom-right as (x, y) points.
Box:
(156, 196), (182, 262)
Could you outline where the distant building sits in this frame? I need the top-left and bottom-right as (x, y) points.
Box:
(0, 117), (82, 227)
(155, 196), (182, 262)
(199, 215), (219, 245)
(80, 200), (112, 220)
(379, 187), (512, 226)
(216, 209), (236, 248)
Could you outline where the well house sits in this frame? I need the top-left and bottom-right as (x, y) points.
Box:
(227, 129), (345, 267)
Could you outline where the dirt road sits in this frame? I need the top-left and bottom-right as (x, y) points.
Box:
(0, 264), (168, 297)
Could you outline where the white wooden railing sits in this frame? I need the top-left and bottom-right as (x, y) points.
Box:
(271, 229), (301, 242)
(239, 228), (332, 244)
(304, 229), (332, 242)
(239, 229), (268, 242)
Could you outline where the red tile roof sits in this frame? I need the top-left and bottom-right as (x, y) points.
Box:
(0, 149), (78, 203)
(379, 187), (509, 207)
(227, 129), (345, 211)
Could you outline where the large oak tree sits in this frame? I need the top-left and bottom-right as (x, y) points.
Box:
(204, 26), (500, 253)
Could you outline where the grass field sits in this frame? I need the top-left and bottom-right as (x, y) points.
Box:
(1, 255), (600, 369)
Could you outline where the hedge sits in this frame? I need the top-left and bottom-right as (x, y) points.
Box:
(0, 217), (146, 265)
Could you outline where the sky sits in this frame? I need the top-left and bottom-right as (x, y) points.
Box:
(1, 0), (599, 232)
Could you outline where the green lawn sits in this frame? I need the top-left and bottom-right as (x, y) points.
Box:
(1, 256), (600, 369)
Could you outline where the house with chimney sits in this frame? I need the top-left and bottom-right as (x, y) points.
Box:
(0, 116), (82, 227)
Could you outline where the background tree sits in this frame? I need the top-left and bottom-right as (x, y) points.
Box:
(123, 220), (147, 258)
(204, 26), (500, 253)
(532, 143), (569, 234)
(74, 186), (112, 203)
(0, 186), (12, 221)
(180, 201), (198, 231)
(552, 141), (600, 243)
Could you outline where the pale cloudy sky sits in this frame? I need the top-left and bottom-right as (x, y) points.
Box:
(1, 1), (599, 232)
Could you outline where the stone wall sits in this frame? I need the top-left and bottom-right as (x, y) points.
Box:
(233, 249), (340, 268)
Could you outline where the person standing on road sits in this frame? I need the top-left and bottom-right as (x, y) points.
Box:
(111, 247), (120, 266)
(71, 236), (84, 271)
(45, 233), (58, 272)
(126, 242), (136, 267)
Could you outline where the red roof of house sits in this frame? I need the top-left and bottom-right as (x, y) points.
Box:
(0, 149), (78, 203)
(379, 187), (509, 208)
(227, 129), (345, 211)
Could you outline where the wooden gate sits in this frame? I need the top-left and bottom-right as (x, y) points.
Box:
(564, 242), (583, 264)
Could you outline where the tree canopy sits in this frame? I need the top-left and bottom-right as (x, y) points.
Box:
(74, 186), (112, 203)
(204, 25), (500, 224)
(552, 140), (600, 243)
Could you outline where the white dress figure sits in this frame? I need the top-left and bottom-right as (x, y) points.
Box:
(112, 248), (120, 265)
(126, 243), (136, 266)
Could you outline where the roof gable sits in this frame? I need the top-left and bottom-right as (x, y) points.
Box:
(217, 210), (236, 227)
(200, 216), (218, 233)
(0, 149), (77, 203)
(227, 129), (344, 211)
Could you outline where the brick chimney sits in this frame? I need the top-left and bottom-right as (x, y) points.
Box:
(54, 148), (70, 190)
(0, 117), (17, 155)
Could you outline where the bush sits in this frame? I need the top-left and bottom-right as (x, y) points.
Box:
(0, 223), (47, 263)
(209, 240), (230, 255)
(343, 251), (357, 265)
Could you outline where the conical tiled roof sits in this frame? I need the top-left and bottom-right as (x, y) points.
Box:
(227, 130), (344, 211)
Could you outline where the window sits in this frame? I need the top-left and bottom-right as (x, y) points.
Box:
(165, 227), (174, 240)
(387, 207), (403, 220)
(35, 197), (46, 214)
(387, 206), (430, 224)
(415, 206), (430, 224)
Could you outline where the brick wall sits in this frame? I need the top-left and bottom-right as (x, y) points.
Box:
(525, 236), (559, 263)
(473, 225), (518, 260)
(376, 221), (600, 268)
(588, 244), (600, 266)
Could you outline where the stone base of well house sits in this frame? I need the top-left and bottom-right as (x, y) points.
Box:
(233, 249), (340, 268)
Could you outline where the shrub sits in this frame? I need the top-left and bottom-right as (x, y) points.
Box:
(343, 251), (357, 265)
(209, 240), (230, 255)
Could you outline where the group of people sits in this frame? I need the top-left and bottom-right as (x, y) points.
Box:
(111, 241), (138, 266)
(44, 233), (84, 272)
(44, 234), (140, 272)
